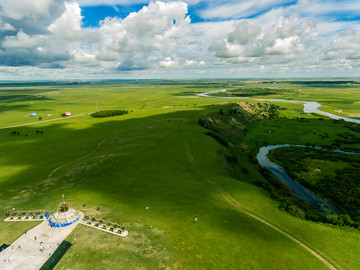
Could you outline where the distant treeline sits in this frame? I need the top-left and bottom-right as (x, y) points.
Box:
(211, 87), (296, 97)
(285, 81), (360, 85)
(91, 110), (128, 118)
(0, 81), (92, 87)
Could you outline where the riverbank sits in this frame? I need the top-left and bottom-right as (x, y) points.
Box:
(197, 90), (360, 124)
(267, 146), (360, 226)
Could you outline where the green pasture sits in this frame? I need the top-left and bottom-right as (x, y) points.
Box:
(208, 80), (360, 118)
(0, 80), (359, 269)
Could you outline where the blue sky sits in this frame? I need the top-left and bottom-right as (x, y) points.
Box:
(0, 0), (360, 79)
(81, 4), (146, 27)
(80, 1), (301, 26)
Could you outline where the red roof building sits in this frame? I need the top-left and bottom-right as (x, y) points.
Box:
(64, 112), (71, 116)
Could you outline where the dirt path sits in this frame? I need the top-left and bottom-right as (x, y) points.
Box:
(181, 121), (341, 270)
(0, 214), (82, 270)
(2, 131), (123, 210)
(47, 133), (114, 178)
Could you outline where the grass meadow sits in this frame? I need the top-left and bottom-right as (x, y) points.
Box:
(0, 80), (359, 269)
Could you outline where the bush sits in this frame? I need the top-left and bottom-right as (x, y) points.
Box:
(91, 110), (128, 118)
(286, 204), (305, 219)
(225, 154), (238, 164)
(198, 118), (206, 127)
(205, 131), (229, 147)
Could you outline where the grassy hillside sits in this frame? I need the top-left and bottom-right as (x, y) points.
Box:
(0, 80), (359, 269)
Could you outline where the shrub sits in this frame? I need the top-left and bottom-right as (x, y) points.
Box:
(286, 204), (305, 219)
(205, 131), (229, 147)
(225, 154), (238, 164)
(198, 118), (206, 127)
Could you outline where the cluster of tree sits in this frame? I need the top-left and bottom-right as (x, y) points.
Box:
(332, 119), (345, 124)
(10, 130), (20, 135)
(269, 147), (360, 226)
(213, 87), (295, 97)
(335, 132), (360, 144)
(10, 130), (44, 135)
(91, 110), (128, 118)
(345, 123), (360, 133)
(205, 131), (229, 147)
(257, 103), (280, 118)
(256, 167), (321, 221)
(198, 118), (213, 131)
(258, 164), (360, 228)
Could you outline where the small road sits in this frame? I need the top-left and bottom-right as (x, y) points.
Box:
(181, 120), (341, 270)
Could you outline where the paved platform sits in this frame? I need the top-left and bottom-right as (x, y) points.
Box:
(0, 213), (83, 270)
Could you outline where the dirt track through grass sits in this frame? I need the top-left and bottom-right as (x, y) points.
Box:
(47, 132), (116, 178)
(181, 121), (341, 270)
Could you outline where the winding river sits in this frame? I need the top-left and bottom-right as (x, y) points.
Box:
(256, 145), (359, 214)
(197, 90), (360, 124)
(197, 90), (360, 214)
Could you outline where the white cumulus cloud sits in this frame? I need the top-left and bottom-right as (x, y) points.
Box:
(2, 31), (42, 49)
(0, 0), (360, 78)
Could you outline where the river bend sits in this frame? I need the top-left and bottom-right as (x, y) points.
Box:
(197, 90), (360, 213)
(197, 90), (360, 124)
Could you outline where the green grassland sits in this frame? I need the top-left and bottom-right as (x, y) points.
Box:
(208, 80), (360, 119)
(0, 80), (359, 269)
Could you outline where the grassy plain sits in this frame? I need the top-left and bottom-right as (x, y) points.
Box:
(0, 80), (359, 269)
(209, 80), (360, 119)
